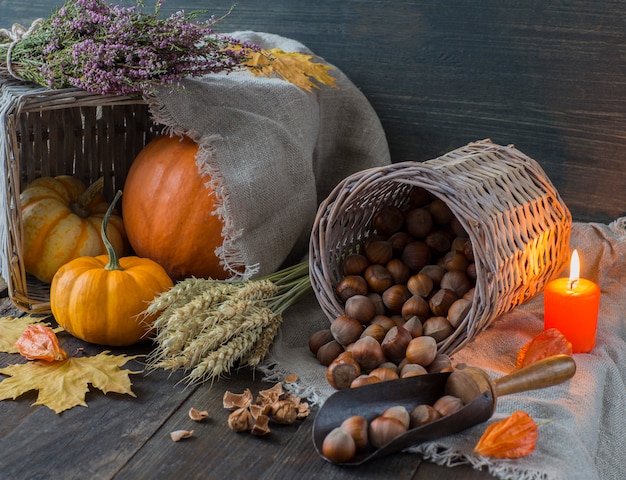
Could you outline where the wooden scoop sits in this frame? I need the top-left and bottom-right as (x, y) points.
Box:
(312, 354), (576, 465)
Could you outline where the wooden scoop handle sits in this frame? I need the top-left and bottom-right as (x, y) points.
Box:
(493, 354), (576, 397)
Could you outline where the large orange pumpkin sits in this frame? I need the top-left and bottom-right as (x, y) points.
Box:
(20, 175), (127, 283)
(122, 135), (227, 280)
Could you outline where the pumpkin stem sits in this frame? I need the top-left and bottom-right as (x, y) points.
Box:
(102, 190), (123, 271)
(71, 176), (105, 218)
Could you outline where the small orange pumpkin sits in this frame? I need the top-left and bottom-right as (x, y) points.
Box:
(122, 135), (228, 280)
(50, 191), (173, 347)
(20, 175), (127, 283)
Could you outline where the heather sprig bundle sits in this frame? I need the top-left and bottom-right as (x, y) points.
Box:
(145, 261), (311, 384)
(0, 0), (259, 96)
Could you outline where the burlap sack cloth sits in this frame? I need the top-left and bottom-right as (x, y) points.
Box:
(267, 218), (626, 480)
(149, 31), (390, 279)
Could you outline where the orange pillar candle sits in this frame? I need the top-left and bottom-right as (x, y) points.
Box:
(544, 250), (600, 353)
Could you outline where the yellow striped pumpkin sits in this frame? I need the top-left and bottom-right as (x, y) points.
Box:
(20, 175), (127, 283)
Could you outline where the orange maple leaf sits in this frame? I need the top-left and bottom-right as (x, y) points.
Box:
(0, 351), (140, 413)
(245, 48), (337, 91)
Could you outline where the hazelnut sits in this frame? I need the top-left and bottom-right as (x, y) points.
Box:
(342, 253), (370, 276)
(425, 230), (451, 254)
(360, 323), (388, 343)
(316, 340), (344, 366)
(427, 198), (453, 225)
(442, 250), (470, 272)
(405, 335), (438, 367)
(378, 361), (400, 374)
(309, 329), (334, 355)
(381, 325), (412, 363)
(409, 404), (441, 427)
(400, 362), (428, 378)
(402, 316), (423, 337)
(422, 316), (454, 342)
(351, 335), (385, 371)
(388, 231), (411, 255)
(405, 208), (433, 238)
(409, 186), (432, 207)
(433, 395), (463, 416)
(369, 416), (407, 448)
(364, 264), (394, 293)
(350, 373), (381, 388)
(401, 294), (430, 320)
(386, 258), (411, 284)
(447, 298), (472, 328)
(326, 352), (361, 390)
(440, 270), (472, 298)
(381, 405), (411, 429)
(426, 353), (453, 373)
(367, 292), (386, 315)
(335, 275), (368, 302)
(372, 205), (405, 236)
(419, 264), (446, 288)
(401, 241), (431, 271)
(340, 415), (369, 451)
(369, 366), (399, 382)
(406, 273), (434, 298)
(370, 314), (396, 331)
(428, 288), (459, 317)
(364, 240), (394, 265)
(344, 294), (377, 324)
(330, 314), (363, 347)
(322, 427), (356, 463)
(450, 236), (468, 253)
(382, 284), (412, 313)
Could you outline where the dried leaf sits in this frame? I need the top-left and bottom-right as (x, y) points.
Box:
(0, 351), (140, 413)
(14, 324), (67, 362)
(0, 315), (54, 354)
(245, 48), (337, 91)
(516, 328), (573, 369)
(474, 411), (538, 459)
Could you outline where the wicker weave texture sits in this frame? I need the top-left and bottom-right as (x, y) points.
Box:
(309, 139), (573, 355)
(0, 79), (158, 313)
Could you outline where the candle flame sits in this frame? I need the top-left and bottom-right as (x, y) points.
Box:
(569, 249), (580, 288)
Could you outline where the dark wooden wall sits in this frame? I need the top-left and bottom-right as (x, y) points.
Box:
(2, 0), (626, 222)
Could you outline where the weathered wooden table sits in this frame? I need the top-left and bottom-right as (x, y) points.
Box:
(0, 287), (493, 480)
(3, 0), (624, 478)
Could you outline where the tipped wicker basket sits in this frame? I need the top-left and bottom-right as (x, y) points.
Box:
(0, 78), (159, 313)
(309, 139), (572, 355)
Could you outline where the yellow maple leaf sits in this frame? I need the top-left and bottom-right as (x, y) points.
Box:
(0, 351), (140, 413)
(0, 315), (53, 354)
(244, 48), (337, 91)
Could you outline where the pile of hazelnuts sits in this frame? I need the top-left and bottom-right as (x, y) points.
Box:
(321, 367), (481, 463)
(309, 186), (477, 390)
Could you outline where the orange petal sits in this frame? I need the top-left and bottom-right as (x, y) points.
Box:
(516, 328), (572, 369)
(474, 411), (538, 459)
(14, 324), (67, 362)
